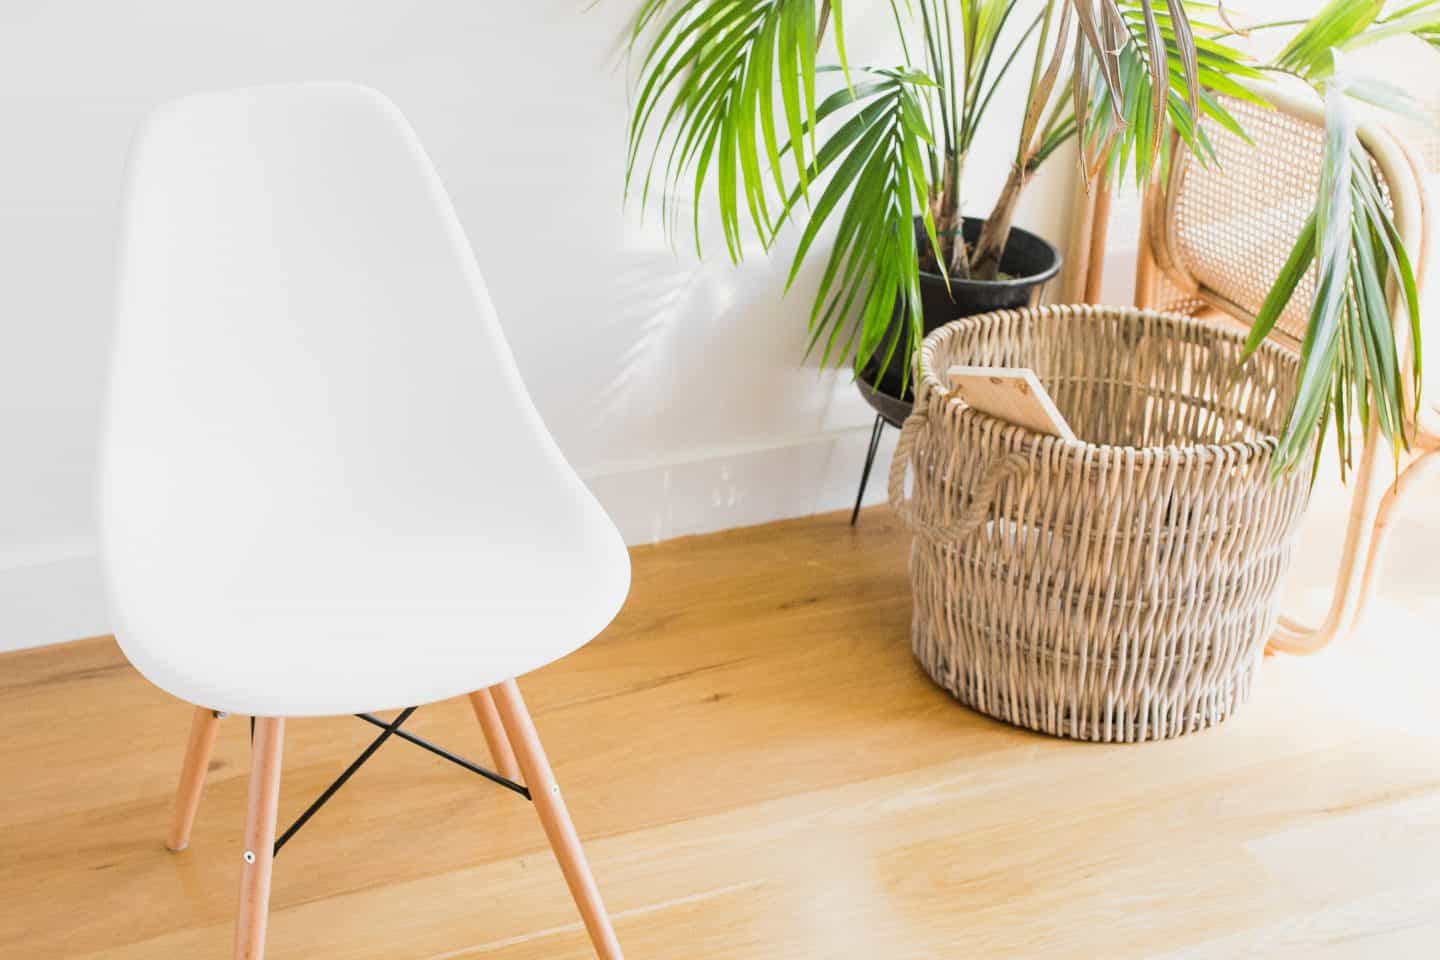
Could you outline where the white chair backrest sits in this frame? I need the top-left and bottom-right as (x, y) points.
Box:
(102, 84), (592, 608)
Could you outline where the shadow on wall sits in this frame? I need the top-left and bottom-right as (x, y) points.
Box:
(576, 209), (891, 543)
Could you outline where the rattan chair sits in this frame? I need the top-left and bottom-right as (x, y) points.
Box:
(1134, 81), (1437, 654)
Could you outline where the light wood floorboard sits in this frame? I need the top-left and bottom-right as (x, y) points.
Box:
(2, 508), (1438, 958)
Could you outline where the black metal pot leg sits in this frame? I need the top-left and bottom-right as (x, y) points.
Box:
(851, 414), (887, 526)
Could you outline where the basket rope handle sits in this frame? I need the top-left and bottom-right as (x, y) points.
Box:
(888, 409), (1031, 543)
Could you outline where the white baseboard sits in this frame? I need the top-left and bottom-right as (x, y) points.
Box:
(0, 422), (898, 654)
(586, 423), (898, 545)
(0, 547), (109, 654)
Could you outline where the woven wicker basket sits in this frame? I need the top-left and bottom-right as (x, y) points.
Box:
(889, 305), (1312, 742)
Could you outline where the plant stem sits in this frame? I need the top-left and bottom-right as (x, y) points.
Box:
(943, 0), (960, 164)
(971, 163), (1026, 280)
(971, 0), (1059, 279)
(918, 0), (954, 152)
(940, 150), (971, 278)
(965, 9), (1045, 152)
(1210, 17), (1310, 41)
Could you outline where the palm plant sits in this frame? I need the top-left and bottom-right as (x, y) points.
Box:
(623, 0), (1438, 472)
(1238, 0), (1435, 471)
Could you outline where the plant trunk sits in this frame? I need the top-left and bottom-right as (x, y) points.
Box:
(932, 152), (971, 279)
(948, 224), (972, 279)
(970, 165), (1028, 281)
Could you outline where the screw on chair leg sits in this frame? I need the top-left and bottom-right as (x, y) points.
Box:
(851, 414), (887, 525)
(489, 680), (623, 959)
(468, 689), (521, 783)
(235, 718), (285, 960)
(167, 705), (222, 852)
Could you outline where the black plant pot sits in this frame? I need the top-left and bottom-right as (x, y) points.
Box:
(857, 216), (1061, 421)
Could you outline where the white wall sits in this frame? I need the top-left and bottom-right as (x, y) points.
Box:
(0, 1), (1077, 651)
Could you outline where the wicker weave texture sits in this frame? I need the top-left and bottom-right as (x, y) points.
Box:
(891, 305), (1313, 742)
(1168, 97), (1323, 342)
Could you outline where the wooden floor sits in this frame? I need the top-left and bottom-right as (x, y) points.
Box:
(3, 508), (1440, 959)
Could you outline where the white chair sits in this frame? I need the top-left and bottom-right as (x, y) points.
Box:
(101, 83), (630, 959)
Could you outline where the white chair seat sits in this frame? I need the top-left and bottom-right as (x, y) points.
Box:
(114, 522), (629, 717)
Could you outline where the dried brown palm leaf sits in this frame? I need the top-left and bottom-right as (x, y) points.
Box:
(1166, 0), (1200, 110)
(1140, 0), (1169, 159)
(1072, 0), (1123, 118)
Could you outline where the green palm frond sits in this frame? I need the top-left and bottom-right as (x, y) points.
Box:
(1274, 0), (1440, 74)
(1241, 77), (1423, 473)
(1080, 1), (1259, 187)
(1231, 3), (1434, 471)
(1275, 0), (1385, 78)
(780, 70), (938, 388)
(626, 0), (828, 259)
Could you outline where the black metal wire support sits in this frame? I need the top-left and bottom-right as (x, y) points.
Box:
(272, 706), (417, 855)
(265, 705), (534, 858)
(354, 712), (530, 799)
(850, 413), (888, 525)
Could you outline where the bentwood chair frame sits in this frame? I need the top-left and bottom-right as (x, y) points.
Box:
(1133, 81), (1437, 654)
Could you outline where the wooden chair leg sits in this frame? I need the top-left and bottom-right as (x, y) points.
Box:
(467, 689), (521, 782)
(490, 680), (622, 960)
(1269, 419), (1390, 655)
(235, 718), (285, 960)
(168, 705), (222, 851)
(1351, 446), (1440, 637)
